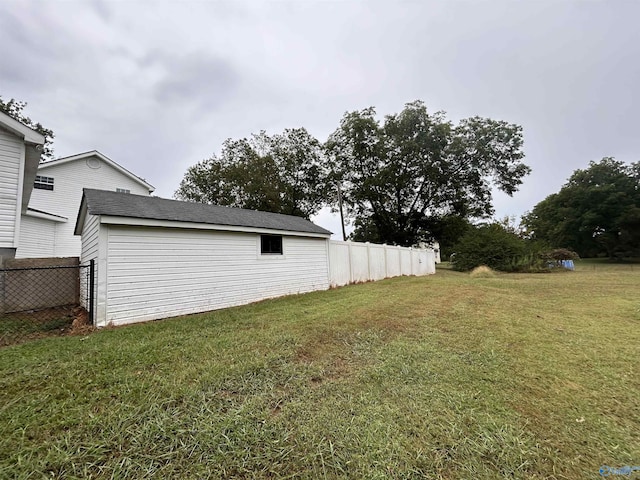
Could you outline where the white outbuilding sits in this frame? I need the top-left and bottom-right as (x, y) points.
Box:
(75, 189), (437, 328)
(75, 189), (332, 327)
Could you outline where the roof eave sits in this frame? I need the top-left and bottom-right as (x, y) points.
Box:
(0, 111), (45, 145)
(22, 144), (42, 212)
(26, 208), (68, 223)
(73, 192), (89, 236)
(97, 215), (332, 238)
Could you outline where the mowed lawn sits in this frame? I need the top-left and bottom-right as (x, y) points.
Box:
(1, 262), (638, 479)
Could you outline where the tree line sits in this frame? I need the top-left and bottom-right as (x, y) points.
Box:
(176, 101), (638, 262)
(176, 100), (530, 248)
(5, 94), (637, 262)
(450, 158), (639, 270)
(522, 158), (640, 259)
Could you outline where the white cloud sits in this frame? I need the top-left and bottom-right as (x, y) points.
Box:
(1, 0), (639, 225)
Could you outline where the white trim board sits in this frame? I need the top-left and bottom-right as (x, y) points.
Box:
(25, 208), (68, 223)
(0, 111), (45, 145)
(98, 215), (332, 239)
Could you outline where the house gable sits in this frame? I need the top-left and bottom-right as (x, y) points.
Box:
(17, 151), (155, 258)
(37, 151), (154, 193)
(29, 153), (154, 221)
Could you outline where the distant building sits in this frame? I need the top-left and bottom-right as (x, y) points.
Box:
(17, 150), (154, 258)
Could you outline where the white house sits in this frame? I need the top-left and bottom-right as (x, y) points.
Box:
(75, 189), (333, 327)
(17, 151), (154, 258)
(0, 111), (44, 262)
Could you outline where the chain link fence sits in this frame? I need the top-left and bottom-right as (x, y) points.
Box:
(0, 259), (94, 347)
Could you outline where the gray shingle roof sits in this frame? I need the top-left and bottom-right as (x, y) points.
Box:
(79, 189), (331, 236)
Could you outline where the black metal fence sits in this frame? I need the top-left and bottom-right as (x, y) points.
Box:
(0, 260), (94, 346)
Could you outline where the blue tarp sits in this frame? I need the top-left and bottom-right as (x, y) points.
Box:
(547, 259), (575, 270)
(560, 260), (575, 270)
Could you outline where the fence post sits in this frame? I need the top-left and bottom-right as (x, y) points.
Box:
(366, 242), (371, 281)
(0, 268), (5, 315)
(89, 259), (95, 325)
(348, 242), (354, 284)
(383, 244), (388, 278)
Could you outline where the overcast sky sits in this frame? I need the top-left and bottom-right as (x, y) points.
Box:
(1, 0), (639, 237)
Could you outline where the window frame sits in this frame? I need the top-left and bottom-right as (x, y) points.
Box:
(259, 234), (284, 256)
(34, 175), (54, 191)
(116, 188), (131, 194)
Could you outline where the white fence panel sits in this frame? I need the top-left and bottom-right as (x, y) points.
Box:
(328, 240), (435, 287)
(425, 250), (436, 274)
(349, 243), (369, 282)
(328, 241), (351, 287)
(400, 249), (412, 275)
(386, 247), (401, 277)
(368, 244), (386, 280)
(410, 250), (421, 276)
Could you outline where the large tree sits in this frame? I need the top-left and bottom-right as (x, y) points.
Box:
(175, 128), (328, 219)
(325, 101), (530, 246)
(522, 158), (640, 258)
(0, 96), (54, 160)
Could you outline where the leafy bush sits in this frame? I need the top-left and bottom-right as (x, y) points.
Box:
(540, 248), (579, 264)
(452, 224), (526, 272)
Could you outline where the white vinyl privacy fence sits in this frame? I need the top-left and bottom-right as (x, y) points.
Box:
(328, 240), (436, 287)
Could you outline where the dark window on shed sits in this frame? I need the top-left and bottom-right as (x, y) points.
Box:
(261, 235), (283, 255)
(34, 175), (54, 190)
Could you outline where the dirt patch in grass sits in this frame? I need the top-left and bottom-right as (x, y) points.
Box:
(293, 305), (420, 371)
(469, 265), (496, 278)
(295, 337), (354, 384)
(0, 305), (94, 347)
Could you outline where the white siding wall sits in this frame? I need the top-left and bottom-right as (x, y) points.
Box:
(328, 240), (436, 287)
(0, 128), (23, 249)
(24, 156), (151, 258)
(79, 213), (100, 313)
(15, 216), (57, 258)
(102, 226), (330, 326)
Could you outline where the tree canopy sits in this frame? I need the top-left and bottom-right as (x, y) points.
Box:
(177, 101), (528, 238)
(325, 101), (529, 246)
(522, 158), (640, 258)
(175, 128), (328, 219)
(0, 96), (54, 160)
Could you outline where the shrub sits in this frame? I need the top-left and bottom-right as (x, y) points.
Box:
(540, 248), (579, 264)
(452, 223), (526, 272)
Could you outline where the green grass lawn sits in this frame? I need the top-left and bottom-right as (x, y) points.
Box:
(1, 263), (638, 479)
